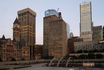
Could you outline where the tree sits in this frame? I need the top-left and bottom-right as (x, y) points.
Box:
(70, 51), (74, 53)
(99, 49), (104, 52)
(0, 57), (2, 62)
(40, 56), (54, 59)
(65, 55), (70, 59)
(11, 58), (16, 61)
(83, 50), (88, 53)
(88, 50), (93, 53)
(21, 58), (25, 60)
(96, 54), (103, 59)
(88, 53), (95, 59)
(93, 49), (99, 52)
(77, 50), (82, 53)
(79, 54), (87, 59)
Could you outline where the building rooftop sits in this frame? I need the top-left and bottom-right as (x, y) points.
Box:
(18, 8), (36, 16)
(13, 18), (20, 24)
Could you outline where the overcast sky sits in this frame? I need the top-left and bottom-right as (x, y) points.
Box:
(0, 0), (104, 45)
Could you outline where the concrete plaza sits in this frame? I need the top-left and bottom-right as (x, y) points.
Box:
(12, 63), (103, 70)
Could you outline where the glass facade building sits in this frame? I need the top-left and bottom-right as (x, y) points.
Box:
(45, 9), (59, 17)
(66, 23), (70, 38)
(103, 26), (104, 40)
(93, 26), (103, 41)
(80, 2), (93, 41)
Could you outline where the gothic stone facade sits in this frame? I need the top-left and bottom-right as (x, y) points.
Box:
(0, 35), (30, 61)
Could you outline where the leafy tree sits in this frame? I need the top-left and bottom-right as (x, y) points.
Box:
(40, 56), (54, 59)
(88, 50), (93, 53)
(11, 58), (16, 61)
(0, 57), (2, 62)
(83, 50), (88, 53)
(65, 55), (70, 59)
(70, 55), (77, 59)
(99, 49), (104, 52)
(93, 49), (99, 52)
(79, 54), (87, 59)
(88, 53), (95, 59)
(21, 58), (25, 60)
(77, 50), (82, 53)
(96, 54), (103, 59)
(70, 51), (74, 53)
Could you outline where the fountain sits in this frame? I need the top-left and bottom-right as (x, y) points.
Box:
(48, 57), (74, 67)
(48, 57), (56, 67)
(66, 57), (74, 67)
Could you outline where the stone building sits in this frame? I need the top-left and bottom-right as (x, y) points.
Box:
(0, 35), (30, 61)
(74, 41), (104, 52)
(35, 45), (43, 59)
(67, 37), (83, 54)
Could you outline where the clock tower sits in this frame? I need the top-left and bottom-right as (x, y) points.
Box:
(13, 18), (20, 41)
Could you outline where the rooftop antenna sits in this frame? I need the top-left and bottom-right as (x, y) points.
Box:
(57, 8), (59, 12)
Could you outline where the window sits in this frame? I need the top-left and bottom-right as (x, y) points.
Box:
(23, 51), (25, 54)
(4, 49), (5, 52)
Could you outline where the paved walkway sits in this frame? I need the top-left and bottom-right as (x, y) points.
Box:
(12, 63), (104, 70)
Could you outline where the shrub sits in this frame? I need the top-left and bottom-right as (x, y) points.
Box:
(88, 53), (95, 59)
(0, 57), (2, 62)
(79, 54), (87, 59)
(21, 58), (25, 60)
(11, 58), (16, 61)
(96, 54), (103, 59)
(40, 56), (54, 59)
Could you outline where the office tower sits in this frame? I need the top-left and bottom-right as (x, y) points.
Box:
(18, 8), (36, 59)
(66, 23), (70, 38)
(45, 9), (59, 17)
(103, 26), (104, 40)
(80, 2), (93, 41)
(13, 18), (20, 41)
(43, 15), (59, 56)
(93, 26), (103, 41)
(49, 19), (67, 58)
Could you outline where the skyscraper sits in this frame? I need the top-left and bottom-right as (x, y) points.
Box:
(93, 26), (103, 41)
(103, 26), (104, 40)
(49, 19), (67, 58)
(18, 8), (36, 59)
(43, 15), (59, 56)
(66, 23), (70, 38)
(80, 2), (93, 41)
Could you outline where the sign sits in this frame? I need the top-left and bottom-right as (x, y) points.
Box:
(46, 11), (49, 14)
(99, 41), (104, 44)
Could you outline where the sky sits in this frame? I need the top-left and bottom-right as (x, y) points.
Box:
(0, 0), (104, 45)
